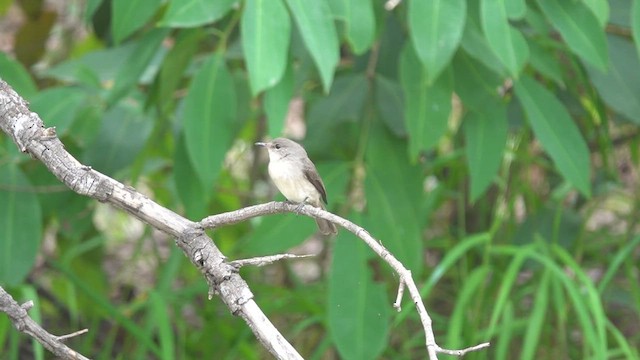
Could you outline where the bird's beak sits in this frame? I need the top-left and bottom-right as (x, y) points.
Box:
(255, 142), (267, 147)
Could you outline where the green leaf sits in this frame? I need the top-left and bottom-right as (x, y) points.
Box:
(305, 74), (368, 152)
(364, 125), (424, 276)
(107, 29), (168, 106)
(83, 102), (153, 175)
(183, 53), (237, 196)
(528, 40), (564, 87)
(583, 0), (609, 28)
(505, 0), (526, 19)
(515, 76), (591, 196)
(521, 270), (550, 360)
(0, 164), (42, 286)
(84, 0), (102, 22)
(160, 0), (236, 28)
(463, 107), (507, 202)
(399, 44), (452, 159)
(586, 35), (640, 125)
(537, 0), (608, 71)
(0, 52), (37, 99)
(241, 0), (291, 95)
(242, 214), (317, 255)
(285, 0), (339, 92)
(329, 0), (375, 54)
(112, 0), (162, 44)
(148, 291), (175, 359)
(29, 87), (86, 136)
(328, 232), (389, 360)
(375, 75), (406, 137)
(264, 63), (293, 138)
(480, 0), (529, 77)
(152, 29), (203, 115)
(174, 135), (207, 220)
(452, 51), (502, 111)
(44, 42), (137, 85)
(408, 0), (466, 83)
(460, 16), (505, 76)
(446, 266), (490, 349)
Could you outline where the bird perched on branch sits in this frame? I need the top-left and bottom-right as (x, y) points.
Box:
(256, 138), (337, 235)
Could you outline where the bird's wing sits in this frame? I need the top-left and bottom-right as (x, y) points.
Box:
(303, 160), (328, 204)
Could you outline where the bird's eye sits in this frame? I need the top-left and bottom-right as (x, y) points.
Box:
(274, 144), (281, 149)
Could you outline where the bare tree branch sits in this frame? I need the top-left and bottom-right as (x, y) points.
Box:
(0, 286), (90, 360)
(0, 80), (302, 360)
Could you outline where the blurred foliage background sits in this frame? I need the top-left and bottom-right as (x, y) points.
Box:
(1, 0), (640, 359)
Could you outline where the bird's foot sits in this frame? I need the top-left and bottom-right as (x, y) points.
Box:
(292, 197), (309, 215)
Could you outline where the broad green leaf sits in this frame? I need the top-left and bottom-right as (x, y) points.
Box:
(0, 53), (37, 99)
(399, 44), (452, 159)
(183, 53), (237, 195)
(583, 0), (609, 28)
(160, 0), (236, 28)
(328, 232), (389, 360)
(409, 0), (466, 83)
(174, 135), (207, 220)
(107, 29), (168, 106)
(524, 6), (552, 35)
(305, 74), (368, 152)
(328, 0), (375, 54)
(152, 29), (203, 115)
(528, 41), (564, 87)
(537, 0), (608, 71)
(481, 0), (529, 77)
(264, 63), (293, 138)
(44, 42), (137, 84)
(29, 87), (86, 135)
(285, 0), (339, 92)
(242, 211), (317, 255)
(460, 16), (505, 76)
(452, 51), (502, 111)
(587, 35), (640, 125)
(0, 164), (42, 286)
(375, 75), (406, 137)
(515, 76), (591, 196)
(505, 0), (526, 19)
(364, 125), (424, 276)
(632, 0), (640, 62)
(241, 0), (291, 95)
(463, 107), (507, 202)
(84, 0), (102, 22)
(112, 0), (162, 44)
(83, 102), (153, 175)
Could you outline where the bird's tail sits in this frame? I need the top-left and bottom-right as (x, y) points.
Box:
(316, 204), (337, 235)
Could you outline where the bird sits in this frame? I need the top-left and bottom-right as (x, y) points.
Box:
(255, 138), (338, 235)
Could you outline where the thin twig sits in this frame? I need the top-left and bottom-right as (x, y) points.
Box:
(57, 329), (89, 342)
(385, 0), (402, 10)
(229, 254), (315, 269)
(437, 342), (492, 356)
(393, 281), (405, 312)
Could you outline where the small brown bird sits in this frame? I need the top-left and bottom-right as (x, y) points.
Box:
(256, 138), (338, 235)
